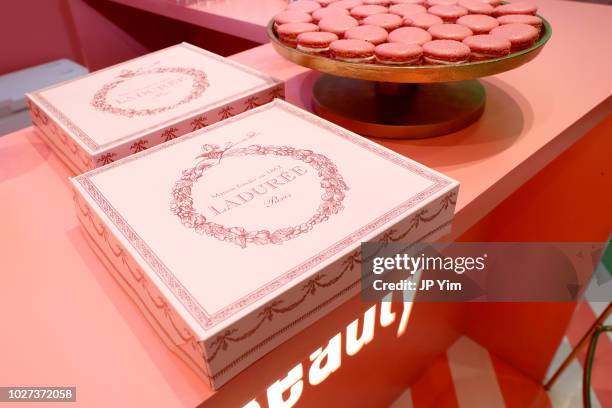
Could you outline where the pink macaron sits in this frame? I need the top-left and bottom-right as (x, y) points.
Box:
(391, 0), (425, 3)
(350, 4), (389, 19)
(274, 10), (313, 28)
(312, 7), (349, 22)
(330, 38), (376, 62)
(457, 0), (495, 15)
(427, 5), (469, 23)
(345, 24), (389, 44)
(297, 31), (339, 54)
(375, 42), (423, 64)
(362, 13), (404, 31)
(422, 39), (471, 64)
(287, 0), (322, 13)
(315, 0), (341, 5)
(490, 22), (539, 50)
(328, 0), (364, 8)
(462, 34), (511, 60)
(428, 23), (473, 41)
(408, 13), (444, 29)
(363, 0), (391, 5)
(388, 26), (432, 45)
(318, 14), (360, 36)
(456, 14), (499, 34)
(497, 14), (543, 31)
(494, 2), (538, 16)
(277, 23), (320, 47)
(389, 3), (428, 17)
(426, 0), (458, 7)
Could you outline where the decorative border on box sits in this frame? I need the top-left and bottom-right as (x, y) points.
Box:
(93, 87), (284, 167)
(206, 192), (456, 364)
(29, 99), (94, 172)
(75, 200), (211, 384)
(210, 216), (455, 381)
(75, 101), (453, 331)
(30, 43), (282, 152)
(76, 187), (454, 383)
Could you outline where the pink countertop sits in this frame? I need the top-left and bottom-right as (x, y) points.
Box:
(1, 0), (611, 406)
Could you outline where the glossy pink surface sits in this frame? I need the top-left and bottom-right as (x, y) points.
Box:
(428, 4), (469, 22)
(344, 24), (389, 44)
(275, 10), (313, 26)
(330, 39), (376, 56)
(456, 14), (500, 34)
(362, 12), (404, 30)
(277, 22), (320, 39)
(497, 14), (543, 28)
(388, 26), (433, 45)
(426, 0), (459, 6)
(428, 23), (474, 41)
(328, 0), (365, 9)
(376, 42), (423, 57)
(350, 4), (389, 19)
(312, 6), (349, 21)
(287, 0), (322, 13)
(458, 0), (495, 15)
(490, 23), (539, 48)
(363, 0), (391, 5)
(423, 39), (471, 60)
(462, 34), (511, 55)
(409, 12), (445, 29)
(389, 3), (428, 17)
(494, 1), (538, 16)
(375, 42), (423, 62)
(297, 31), (339, 47)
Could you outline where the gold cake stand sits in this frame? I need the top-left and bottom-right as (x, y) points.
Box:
(268, 18), (551, 139)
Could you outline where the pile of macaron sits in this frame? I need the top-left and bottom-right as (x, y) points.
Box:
(273, 0), (543, 65)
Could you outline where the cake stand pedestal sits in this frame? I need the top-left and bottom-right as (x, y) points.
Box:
(312, 76), (485, 138)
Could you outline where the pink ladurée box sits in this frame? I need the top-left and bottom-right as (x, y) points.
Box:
(26, 42), (284, 174)
(70, 100), (459, 389)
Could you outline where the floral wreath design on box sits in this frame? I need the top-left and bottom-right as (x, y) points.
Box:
(91, 66), (209, 118)
(170, 132), (349, 248)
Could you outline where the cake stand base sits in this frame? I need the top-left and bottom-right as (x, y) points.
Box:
(312, 75), (486, 139)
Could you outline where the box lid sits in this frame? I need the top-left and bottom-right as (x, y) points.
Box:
(71, 100), (458, 341)
(28, 43), (280, 154)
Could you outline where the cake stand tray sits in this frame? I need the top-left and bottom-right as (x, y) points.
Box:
(268, 18), (551, 139)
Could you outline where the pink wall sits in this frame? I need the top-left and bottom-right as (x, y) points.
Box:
(67, 0), (258, 71)
(0, 0), (259, 75)
(0, 0), (84, 75)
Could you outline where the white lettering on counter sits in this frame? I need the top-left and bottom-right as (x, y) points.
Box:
(242, 292), (414, 408)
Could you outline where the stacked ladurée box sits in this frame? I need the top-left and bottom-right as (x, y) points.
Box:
(27, 43), (284, 174)
(70, 99), (459, 389)
(28, 36), (461, 390)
